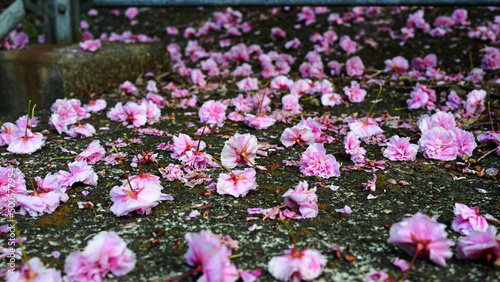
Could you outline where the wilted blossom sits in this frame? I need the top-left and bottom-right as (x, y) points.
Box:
(199, 100), (227, 124)
(80, 39), (101, 52)
(343, 132), (366, 162)
(383, 135), (418, 161)
(464, 89), (487, 115)
(362, 174), (377, 192)
(452, 203), (489, 235)
(407, 83), (436, 110)
(7, 129), (46, 155)
(268, 248), (327, 281)
(75, 140), (105, 164)
(280, 125), (315, 148)
(283, 181), (318, 219)
(221, 133), (258, 168)
(343, 81), (366, 102)
(348, 117), (383, 138)
(7, 257), (62, 282)
(122, 101), (147, 127)
(299, 143), (340, 179)
(346, 56), (365, 76)
(388, 212), (454, 266)
(217, 168), (257, 197)
(56, 160), (98, 189)
(16, 190), (61, 217)
(183, 230), (239, 282)
(418, 127), (459, 161)
(64, 231), (136, 281)
(456, 226), (500, 263)
(171, 133), (205, 158)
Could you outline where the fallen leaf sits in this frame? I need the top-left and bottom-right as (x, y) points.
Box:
(398, 180), (412, 186)
(345, 254), (356, 263)
(152, 230), (166, 237)
(172, 240), (181, 249)
(216, 213), (230, 219)
(203, 210), (210, 218)
(195, 203), (212, 209)
(387, 179), (397, 185)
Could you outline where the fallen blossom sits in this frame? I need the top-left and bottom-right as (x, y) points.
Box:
(299, 143), (340, 179)
(268, 248), (327, 281)
(216, 168), (257, 197)
(283, 181), (318, 219)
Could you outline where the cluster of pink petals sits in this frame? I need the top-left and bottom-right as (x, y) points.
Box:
(344, 132), (367, 163)
(452, 203), (490, 235)
(412, 53), (437, 70)
(481, 47), (500, 70)
(64, 231), (136, 281)
(456, 226), (500, 263)
(119, 80), (138, 95)
(183, 230), (239, 282)
(56, 160), (98, 189)
(281, 125), (315, 148)
(268, 248), (327, 281)
(348, 117), (383, 138)
(282, 94), (302, 115)
(221, 133), (258, 168)
(7, 257), (62, 281)
(383, 135), (418, 161)
(216, 168), (257, 197)
(75, 140), (105, 164)
(107, 100), (160, 127)
(384, 56), (409, 77)
(388, 212), (454, 266)
(299, 143), (340, 179)
(418, 127), (460, 161)
(244, 113), (276, 130)
(417, 112), (456, 132)
(283, 181), (318, 219)
(464, 89), (487, 114)
(345, 56), (365, 76)
(199, 100), (227, 124)
(343, 81), (366, 103)
(67, 123), (96, 138)
(171, 133), (205, 158)
(407, 83), (436, 110)
(0, 166), (26, 215)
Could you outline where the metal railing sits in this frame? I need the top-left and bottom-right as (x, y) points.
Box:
(2, 0), (500, 44)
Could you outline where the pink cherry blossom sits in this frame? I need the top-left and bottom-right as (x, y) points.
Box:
(283, 181), (318, 219)
(280, 125), (315, 148)
(388, 212), (454, 266)
(449, 128), (477, 158)
(384, 56), (409, 77)
(51, 98), (89, 125)
(452, 203), (489, 235)
(15, 114), (37, 129)
(7, 129), (46, 155)
(140, 100), (161, 125)
(123, 101), (147, 127)
(191, 69), (207, 86)
(119, 80), (138, 95)
(346, 56), (365, 76)
(412, 54), (437, 70)
(107, 102), (126, 123)
(1, 166), (26, 215)
(244, 114), (276, 130)
(201, 58), (220, 76)
(171, 133), (205, 158)
(344, 132), (367, 160)
(297, 6), (316, 25)
(343, 81), (366, 103)
(75, 140), (105, 164)
(290, 79), (311, 96)
(67, 123), (96, 138)
(383, 135), (418, 161)
(464, 89), (487, 114)
(321, 92), (342, 107)
(57, 160), (98, 189)
(236, 77), (259, 91)
(446, 91), (463, 110)
(348, 117), (383, 138)
(216, 168), (257, 197)
(125, 7), (139, 20)
(110, 181), (162, 217)
(481, 47), (500, 70)
(364, 269), (391, 282)
(297, 117), (324, 143)
(199, 100), (227, 124)
(456, 226), (500, 262)
(178, 150), (218, 170)
(0, 122), (18, 146)
(268, 248), (327, 281)
(146, 93), (165, 109)
(271, 27), (286, 40)
(418, 127), (459, 161)
(285, 38), (301, 49)
(183, 231), (239, 282)
(339, 35), (358, 54)
(221, 133), (258, 168)
(7, 257), (62, 282)
(64, 231), (136, 281)
(299, 143), (340, 179)
(406, 83), (436, 110)
(16, 191), (61, 217)
(84, 99), (107, 113)
(80, 39), (101, 52)
(271, 75), (294, 91)
(451, 9), (468, 25)
(282, 94), (302, 115)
